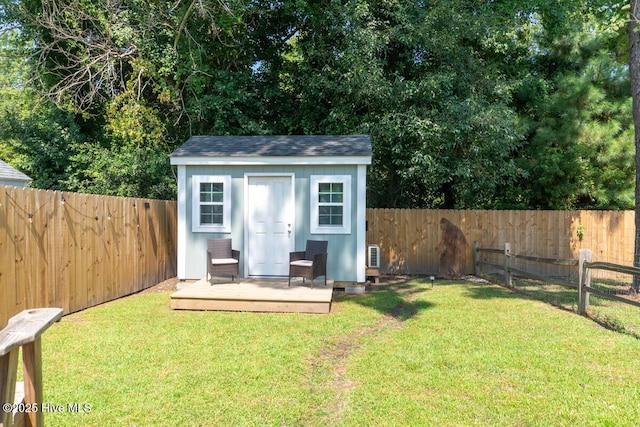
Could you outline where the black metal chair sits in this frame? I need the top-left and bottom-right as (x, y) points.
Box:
(207, 238), (240, 283)
(288, 240), (328, 287)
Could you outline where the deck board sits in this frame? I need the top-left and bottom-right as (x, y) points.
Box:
(170, 279), (333, 314)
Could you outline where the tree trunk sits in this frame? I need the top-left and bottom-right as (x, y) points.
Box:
(630, 0), (640, 292)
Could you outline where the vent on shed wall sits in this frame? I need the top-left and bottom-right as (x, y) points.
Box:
(367, 245), (380, 268)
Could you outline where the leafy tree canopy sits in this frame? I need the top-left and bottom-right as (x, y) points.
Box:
(0, 0), (633, 209)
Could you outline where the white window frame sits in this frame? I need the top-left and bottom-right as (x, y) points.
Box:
(192, 175), (232, 233)
(310, 175), (351, 234)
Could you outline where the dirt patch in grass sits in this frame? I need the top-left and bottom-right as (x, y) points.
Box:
(310, 323), (385, 425)
(310, 282), (420, 424)
(138, 277), (181, 294)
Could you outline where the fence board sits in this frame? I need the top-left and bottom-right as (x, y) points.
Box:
(0, 186), (177, 329)
(14, 188), (27, 316)
(0, 189), (16, 321)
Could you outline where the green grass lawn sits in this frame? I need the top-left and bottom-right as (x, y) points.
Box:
(39, 278), (640, 426)
(498, 274), (640, 338)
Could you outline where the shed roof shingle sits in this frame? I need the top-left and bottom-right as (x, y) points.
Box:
(0, 159), (32, 182)
(170, 135), (372, 158)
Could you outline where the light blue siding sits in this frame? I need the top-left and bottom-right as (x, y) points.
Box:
(181, 164), (363, 282)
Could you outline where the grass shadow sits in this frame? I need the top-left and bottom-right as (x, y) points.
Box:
(335, 277), (435, 322)
(464, 274), (578, 307)
(469, 274), (640, 339)
(463, 283), (522, 300)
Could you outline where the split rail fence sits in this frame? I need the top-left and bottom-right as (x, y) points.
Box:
(474, 243), (640, 314)
(1, 185), (177, 329)
(578, 250), (640, 313)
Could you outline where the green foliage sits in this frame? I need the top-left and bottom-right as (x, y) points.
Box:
(280, 0), (527, 208)
(0, 0), (635, 207)
(0, 100), (83, 189)
(66, 143), (175, 199)
(0, 28), (83, 189)
(64, 95), (176, 199)
(514, 2), (633, 209)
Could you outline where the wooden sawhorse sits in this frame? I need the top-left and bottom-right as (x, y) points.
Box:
(0, 308), (63, 427)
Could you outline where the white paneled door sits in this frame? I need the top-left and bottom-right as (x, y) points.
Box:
(247, 176), (294, 276)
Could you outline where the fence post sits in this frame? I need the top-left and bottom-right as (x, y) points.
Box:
(578, 249), (592, 314)
(504, 243), (512, 288)
(473, 241), (480, 276)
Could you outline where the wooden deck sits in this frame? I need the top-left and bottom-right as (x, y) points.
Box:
(170, 279), (334, 314)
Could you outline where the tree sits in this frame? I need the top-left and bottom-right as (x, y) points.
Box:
(1, 0), (636, 211)
(2, 0), (260, 198)
(0, 26), (85, 189)
(630, 0), (640, 291)
(277, 0), (526, 208)
(519, 9), (633, 209)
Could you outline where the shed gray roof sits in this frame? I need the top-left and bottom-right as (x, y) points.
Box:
(0, 159), (32, 183)
(170, 135), (372, 158)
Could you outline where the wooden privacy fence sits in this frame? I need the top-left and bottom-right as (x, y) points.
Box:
(366, 209), (635, 277)
(0, 186), (177, 329)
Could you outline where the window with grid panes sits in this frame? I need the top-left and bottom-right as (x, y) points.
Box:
(310, 175), (351, 234)
(199, 182), (224, 225)
(318, 182), (343, 226)
(192, 175), (231, 232)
